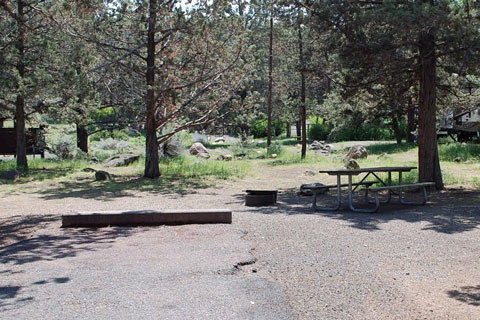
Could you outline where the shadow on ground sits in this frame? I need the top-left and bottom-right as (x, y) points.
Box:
(34, 175), (216, 201)
(231, 188), (480, 235)
(447, 285), (480, 306)
(0, 224), (135, 266)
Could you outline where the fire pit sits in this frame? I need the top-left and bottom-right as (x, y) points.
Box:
(245, 190), (277, 206)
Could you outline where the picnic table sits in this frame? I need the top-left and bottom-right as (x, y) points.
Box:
(312, 166), (434, 213)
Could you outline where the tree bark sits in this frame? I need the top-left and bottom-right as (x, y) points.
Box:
(267, 12), (273, 147)
(76, 123), (89, 153)
(15, 0), (27, 170)
(295, 120), (301, 141)
(391, 116), (402, 144)
(407, 97), (415, 143)
(298, 17), (307, 159)
(286, 122), (291, 138)
(418, 29), (443, 189)
(144, 0), (160, 179)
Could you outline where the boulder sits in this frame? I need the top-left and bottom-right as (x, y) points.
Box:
(197, 152), (210, 159)
(346, 145), (367, 160)
(270, 153), (278, 158)
(223, 154), (233, 161)
(214, 137), (225, 143)
(345, 158), (360, 169)
(454, 157), (462, 163)
(189, 142), (209, 156)
(103, 154), (139, 167)
(2, 169), (20, 180)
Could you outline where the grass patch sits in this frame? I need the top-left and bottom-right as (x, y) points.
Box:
(438, 143), (480, 162)
(365, 142), (417, 155)
(158, 156), (249, 180)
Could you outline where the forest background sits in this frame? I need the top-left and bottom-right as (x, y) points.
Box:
(1, 0), (480, 189)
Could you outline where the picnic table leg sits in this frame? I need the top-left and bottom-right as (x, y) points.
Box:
(348, 175), (379, 213)
(399, 186), (429, 205)
(365, 171), (391, 204)
(313, 175), (341, 211)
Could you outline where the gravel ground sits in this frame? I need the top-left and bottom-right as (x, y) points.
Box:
(1, 163), (480, 319)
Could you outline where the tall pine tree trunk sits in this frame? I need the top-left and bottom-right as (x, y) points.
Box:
(418, 29), (443, 189)
(407, 97), (415, 143)
(286, 122), (291, 138)
(298, 16), (307, 159)
(391, 116), (402, 144)
(267, 13), (273, 147)
(76, 123), (89, 153)
(15, 0), (27, 170)
(144, 0), (160, 178)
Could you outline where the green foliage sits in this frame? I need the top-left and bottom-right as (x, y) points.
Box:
(438, 143), (480, 162)
(308, 123), (330, 141)
(49, 132), (76, 160)
(365, 143), (417, 155)
(90, 129), (130, 142)
(229, 134), (256, 156)
(330, 125), (395, 142)
(250, 120), (285, 138)
(159, 156), (248, 180)
(267, 142), (283, 155)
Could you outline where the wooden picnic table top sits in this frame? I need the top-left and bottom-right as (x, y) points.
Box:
(318, 166), (417, 175)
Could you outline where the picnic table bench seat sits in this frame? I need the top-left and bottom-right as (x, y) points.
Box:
(366, 182), (435, 207)
(307, 181), (375, 193)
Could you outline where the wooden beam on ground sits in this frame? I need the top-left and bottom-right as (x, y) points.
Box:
(61, 209), (232, 228)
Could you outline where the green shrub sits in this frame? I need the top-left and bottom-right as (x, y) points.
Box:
(308, 123), (330, 141)
(438, 143), (480, 162)
(250, 120), (285, 138)
(49, 134), (76, 159)
(90, 129), (130, 142)
(267, 142), (283, 155)
(230, 134), (256, 155)
(329, 125), (395, 142)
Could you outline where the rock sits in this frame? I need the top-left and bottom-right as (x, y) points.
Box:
(223, 154), (233, 161)
(316, 150), (329, 156)
(304, 170), (316, 176)
(346, 145), (367, 160)
(377, 152), (388, 159)
(189, 142), (209, 155)
(89, 156), (99, 164)
(103, 154), (139, 167)
(300, 183), (326, 196)
(256, 151), (262, 154)
(270, 153), (278, 158)
(95, 170), (112, 181)
(2, 169), (20, 180)
(197, 152), (210, 159)
(345, 158), (360, 169)
(309, 140), (333, 155)
(454, 157), (461, 162)
(214, 137), (225, 143)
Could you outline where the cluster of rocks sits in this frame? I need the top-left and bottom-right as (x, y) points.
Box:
(344, 145), (368, 169)
(189, 142), (211, 159)
(309, 141), (333, 156)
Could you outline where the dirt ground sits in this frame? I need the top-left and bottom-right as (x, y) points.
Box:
(1, 161), (480, 319)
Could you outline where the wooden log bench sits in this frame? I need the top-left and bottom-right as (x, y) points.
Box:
(366, 182), (435, 212)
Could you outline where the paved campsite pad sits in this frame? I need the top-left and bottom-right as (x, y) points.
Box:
(1, 160), (480, 319)
(0, 222), (294, 320)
